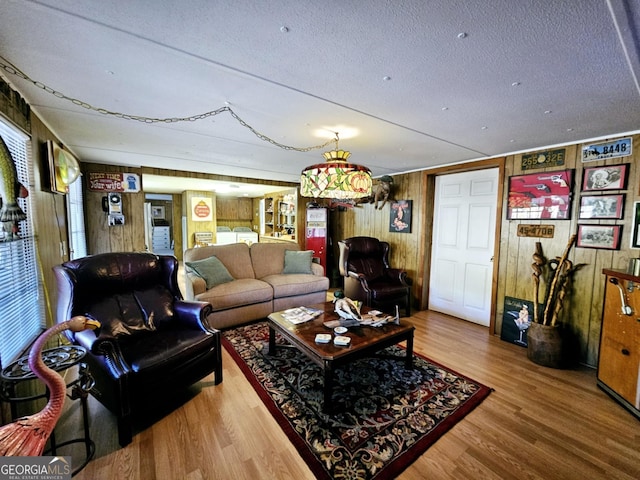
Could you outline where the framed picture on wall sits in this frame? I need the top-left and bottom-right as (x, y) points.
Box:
(581, 164), (629, 191)
(578, 194), (625, 219)
(151, 206), (165, 219)
(389, 200), (412, 233)
(631, 202), (640, 249)
(506, 169), (574, 220)
(576, 224), (622, 250)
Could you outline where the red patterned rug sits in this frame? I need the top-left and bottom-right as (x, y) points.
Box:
(223, 322), (492, 480)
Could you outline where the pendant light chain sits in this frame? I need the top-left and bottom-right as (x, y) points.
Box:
(0, 56), (335, 153)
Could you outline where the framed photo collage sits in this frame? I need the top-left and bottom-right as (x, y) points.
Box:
(508, 137), (633, 250)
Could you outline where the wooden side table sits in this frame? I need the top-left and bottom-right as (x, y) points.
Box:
(1, 345), (96, 475)
(598, 269), (640, 419)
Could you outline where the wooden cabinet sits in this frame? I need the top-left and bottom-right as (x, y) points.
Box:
(217, 197), (253, 220)
(238, 198), (252, 219)
(598, 269), (640, 418)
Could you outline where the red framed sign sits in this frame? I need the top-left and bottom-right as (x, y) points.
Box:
(507, 169), (574, 220)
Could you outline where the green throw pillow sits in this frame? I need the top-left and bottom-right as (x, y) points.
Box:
(282, 250), (314, 274)
(186, 256), (234, 289)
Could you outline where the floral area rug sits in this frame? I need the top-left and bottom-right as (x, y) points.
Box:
(222, 322), (492, 480)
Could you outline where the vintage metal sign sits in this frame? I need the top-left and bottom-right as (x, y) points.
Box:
(87, 172), (141, 192)
(191, 196), (213, 221)
(521, 149), (565, 170)
(582, 137), (632, 162)
(517, 224), (555, 238)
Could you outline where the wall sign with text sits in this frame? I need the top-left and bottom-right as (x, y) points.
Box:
(88, 172), (141, 192)
(517, 224), (555, 238)
(521, 149), (565, 170)
(582, 137), (632, 162)
(191, 196), (213, 221)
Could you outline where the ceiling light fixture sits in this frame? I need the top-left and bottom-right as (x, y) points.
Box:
(300, 133), (372, 199)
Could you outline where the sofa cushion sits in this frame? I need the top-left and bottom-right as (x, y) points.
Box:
(263, 273), (330, 299)
(184, 243), (255, 279)
(282, 249), (314, 274)
(195, 278), (273, 311)
(185, 256), (234, 289)
(250, 242), (300, 279)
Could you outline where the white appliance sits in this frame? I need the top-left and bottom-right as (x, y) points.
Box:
(215, 227), (237, 245)
(234, 227), (258, 245)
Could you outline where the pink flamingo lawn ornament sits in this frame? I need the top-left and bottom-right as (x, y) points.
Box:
(0, 316), (100, 456)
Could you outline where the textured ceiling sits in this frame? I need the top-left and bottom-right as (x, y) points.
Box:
(1, 0), (639, 196)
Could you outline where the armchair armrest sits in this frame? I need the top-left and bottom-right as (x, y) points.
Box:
(347, 271), (373, 292)
(385, 268), (409, 285)
(74, 328), (98, 352)
(173, 300), (213, 331)
(75, 329), (132, 379)
(311, 263), (325, 276)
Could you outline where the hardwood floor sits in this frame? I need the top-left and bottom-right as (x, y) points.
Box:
(58, 310), (639, 480)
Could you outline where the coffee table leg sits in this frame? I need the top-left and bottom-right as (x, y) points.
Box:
(323, 361), (333, 413)
(405, 333), (414, 369)
(268, 326), (276, 355)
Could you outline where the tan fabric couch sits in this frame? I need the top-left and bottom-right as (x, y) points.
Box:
(183, 242), (329, 329)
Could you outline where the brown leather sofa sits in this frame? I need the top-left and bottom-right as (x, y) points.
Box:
(338, 236), (411, 317)
(53, 252), (222, 447)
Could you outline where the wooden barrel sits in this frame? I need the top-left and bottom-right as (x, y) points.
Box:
(527, 322), (566, 368)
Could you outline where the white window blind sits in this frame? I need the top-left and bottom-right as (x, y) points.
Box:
(66, 175), (87, 260)
(0, 119), (45, 367)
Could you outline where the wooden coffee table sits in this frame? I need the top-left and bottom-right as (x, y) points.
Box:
(267, 302), (415, 413)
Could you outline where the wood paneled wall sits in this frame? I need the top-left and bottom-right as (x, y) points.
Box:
(339, 136), (639, 367)
(496, 135), (640, 367)
(81, 163), (146, 254)
(182, 190), (216, 249)
(332, 172), (427, 301)
(27, 116), (70, 328)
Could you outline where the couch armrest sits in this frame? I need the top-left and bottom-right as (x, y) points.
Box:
(184, 272), (206, 299)
(311, 263), (325, 276)
(173, 300), (213, 331)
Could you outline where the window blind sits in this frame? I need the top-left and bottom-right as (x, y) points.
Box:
(0, 120), (45, 367)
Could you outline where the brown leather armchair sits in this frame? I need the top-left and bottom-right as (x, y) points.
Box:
(338, 236), (411, 317)
(53, 252), (222, 447)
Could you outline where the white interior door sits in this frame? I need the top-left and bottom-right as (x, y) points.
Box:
(429, 168), (499, 326)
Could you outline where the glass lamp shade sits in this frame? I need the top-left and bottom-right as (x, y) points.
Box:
(55, 148), (80, 186)
(300, 150), (372, 199)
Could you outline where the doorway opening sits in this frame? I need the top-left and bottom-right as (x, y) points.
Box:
(145, 193), (174, 255)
